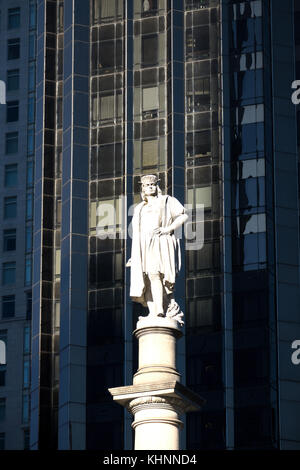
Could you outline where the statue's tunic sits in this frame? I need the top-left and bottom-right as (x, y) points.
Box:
(130, 195), (185, 306)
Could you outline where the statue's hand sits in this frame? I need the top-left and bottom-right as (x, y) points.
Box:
(153, 227), (171, 236)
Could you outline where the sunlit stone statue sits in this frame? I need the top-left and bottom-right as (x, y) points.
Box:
(127, 175), (188, 325)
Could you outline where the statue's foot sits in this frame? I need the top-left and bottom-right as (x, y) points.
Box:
(146, 312), (165, 318)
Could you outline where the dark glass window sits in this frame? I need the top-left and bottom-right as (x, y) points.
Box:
(25, 258), (32, 286)
(232, 122), (264, 157)
(2, 262), (16, 285)
(97, 39), (123, 71)
(92, 0), (123, 24)
(6, 100), (19, 122)
(3, 229), (16, 251)
(233, 232), (266, 271)
(142, 0), (157, 15)
(4, 164), (18, 187)
(235, 406), (273, 448)
(233, 70), (263, 102)
(27, 128), (34, 154)
(232, 18), (262, 52)
(7, 38), (20, 60)
(28, 64), (35, 91)
(22, 394), (29, 424)
(26, 193), (33, 220)
(26, 292), (32, 320)
(186, 26), (210, 60)
(142, 34), (158, 66)
(5, 132), (18, 154)
(8, 8), (20, 29)
(7, 69), (19, 91)
(28, 96), (35, 123)
(23, 359), (30, 388)
(233, 177), (265, 211)
(29, 34), (35, 59)
(187, 130), (211, 157)
(4, 196), (17, 218)
(2, 295), (15, 317)
(29, 3), (36, 29)
(27, 161), (34, 187)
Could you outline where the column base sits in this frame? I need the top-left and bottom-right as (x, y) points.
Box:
(109, 381), (205, 450)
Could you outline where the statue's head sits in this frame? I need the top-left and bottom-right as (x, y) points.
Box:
(140, 174), (162, 201)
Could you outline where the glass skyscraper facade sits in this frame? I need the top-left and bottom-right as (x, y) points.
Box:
(0, 0), (299, 450)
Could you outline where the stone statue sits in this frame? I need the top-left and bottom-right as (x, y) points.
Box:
(127, 175), (188, 325)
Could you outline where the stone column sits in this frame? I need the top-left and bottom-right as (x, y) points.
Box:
(109, 316), (205, 450)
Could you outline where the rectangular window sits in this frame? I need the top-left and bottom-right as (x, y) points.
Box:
(8, 7), (20, 29)
(235, 104), (264, 125)
(233, 1), (262, 20)
(26, 193), (33, 220)
(8, 38), (20, 60)
(0, 398), (6, 421)
(26, 291), (32, 320)
(5, 132), (18, 154)
(27, 161), (34, 187)
(142, 139), (158, 167)
(23, 359), (30, 388)
(93, 0), (123, 24)
(29, 3), (36, 28)
(28, 64), (35, 91)
(6, 100), (19, 122)
(22, 394), (29, 424)
(233, 51), (263, 72)
(27, 128), (34, 154)
(3, 229), (16, 251)
(28, 34), (35, 59)
(187, 186), (212, 209)
(7, 69), (19, 91)
(4, 164), (18, 187)
(237, 158), (265, 179)
(28, 96), (35, 123)
(2, 296), (15, 318)
(100, 94), (114, 121)
(0, 433), (4, 450)
(23, 327), (30, 354)
(4, 196), (17, 218)
(237, 213), (266, 235)
(142, 35), (158, 67)
(142, 86), (159, 115)
(25, 258), (32, 286)
(3, 262), (16, 285)
(25, 226), (32, 253)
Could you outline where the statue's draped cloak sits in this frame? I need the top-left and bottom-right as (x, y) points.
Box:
(130, 195), (185, 306)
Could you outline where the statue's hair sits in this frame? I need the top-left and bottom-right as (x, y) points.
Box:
(141, 184), (162, 202)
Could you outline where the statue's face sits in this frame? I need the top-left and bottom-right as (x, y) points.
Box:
(142, 182), (157, 196)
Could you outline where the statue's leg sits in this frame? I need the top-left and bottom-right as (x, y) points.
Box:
(144, 275), (155, 316)
(148, 273), (164, 316)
